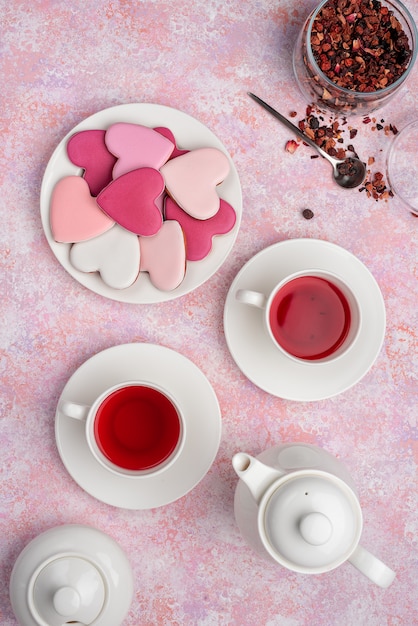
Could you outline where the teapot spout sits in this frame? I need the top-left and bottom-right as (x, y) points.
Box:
(232, 453), (283, 504)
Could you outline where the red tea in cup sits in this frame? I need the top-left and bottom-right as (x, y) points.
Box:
(93, 385), (181, 471)
(269, 275), (351, 360)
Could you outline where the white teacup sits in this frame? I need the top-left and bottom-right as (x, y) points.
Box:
(236, 269), (361, 363)
(60, 381), (185, 477)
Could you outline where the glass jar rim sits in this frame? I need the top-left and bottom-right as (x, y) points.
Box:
(305, 0), (418, 98)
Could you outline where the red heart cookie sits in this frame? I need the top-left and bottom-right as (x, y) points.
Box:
(67, 130), (117, 196)
(97, 167), (164, 236)
(160, 147), (230, 219)
(153, 127), (188, 159)
(70, 224), (140, 290)
(139, 220), (186, 291)
(105, 123), (174, 179)
(165, 196), (236, 261)
(50, 176), (115, 243)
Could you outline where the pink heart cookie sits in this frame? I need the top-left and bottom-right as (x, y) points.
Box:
(67, 130), (117, 196)
(139, 220), (186, 291)
(97, 167), (164, 236)
(165, 196), (236, 261)
(106, 123), (174, 179)
(70, 224), (140, 289)
(153, 127), (188, 159)
(50, 176), (115, 243)
(160, 147), (230, 220)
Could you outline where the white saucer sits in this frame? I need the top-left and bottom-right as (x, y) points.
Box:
(55, 343), (221, 508)
(41, 103), (242, 303)
(224, 239), (386, 401)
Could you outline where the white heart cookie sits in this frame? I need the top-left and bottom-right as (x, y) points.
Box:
(70, 224), (140, 289)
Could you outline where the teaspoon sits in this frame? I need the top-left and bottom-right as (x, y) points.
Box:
(248, 92), (366, 189)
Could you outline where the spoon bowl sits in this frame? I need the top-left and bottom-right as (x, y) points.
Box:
(332, 156), (367, 189)
(248, 92), (366, 189)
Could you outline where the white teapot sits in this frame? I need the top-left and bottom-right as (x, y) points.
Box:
(232, 443), (395, 588)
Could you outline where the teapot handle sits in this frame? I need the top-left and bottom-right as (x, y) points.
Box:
(348, 544), (396, 588)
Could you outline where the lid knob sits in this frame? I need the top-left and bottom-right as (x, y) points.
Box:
(299, 512), (333, 546)
(53, 586), (81, 616)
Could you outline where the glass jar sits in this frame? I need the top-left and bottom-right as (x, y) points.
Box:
(387, 120), (418, 215)
(293, 0), (417, 116)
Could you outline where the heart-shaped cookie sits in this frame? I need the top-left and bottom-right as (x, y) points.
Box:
(67, 130), (117, 196)
(70, 224), (140, 289)
(153, 127), (188, 159)
(165, 196), (236, 261)
(50, 176), (115, 243)
(97, 167), (164, 236)
(106, 123), (174, 179)
(160, 147), (230, 219)
(139, 220), (186, 291)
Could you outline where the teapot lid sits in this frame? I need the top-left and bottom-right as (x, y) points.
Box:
(261, 472), (362, 573)
(30, 556), (105, 625)
(10, 524), (133, 626)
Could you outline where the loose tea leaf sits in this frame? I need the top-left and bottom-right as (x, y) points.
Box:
(302, 208), (315, 219)
(285, 140), (299, 153)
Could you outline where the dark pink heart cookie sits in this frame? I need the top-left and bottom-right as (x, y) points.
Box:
(67, 130), (117, 196)
(165, 196), (236, 261)
(97, 167), (164, 236)
(154, 127), (188, 159)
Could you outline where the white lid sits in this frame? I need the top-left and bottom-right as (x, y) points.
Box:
(32, 556), (105, 626)
(262, 472), (362, 572)
(10, 525), (133, 626)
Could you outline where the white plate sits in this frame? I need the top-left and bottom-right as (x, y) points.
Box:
(224, 239), (386, 401)
(41, 103), (242, 303)
(55, 343), (221, 509)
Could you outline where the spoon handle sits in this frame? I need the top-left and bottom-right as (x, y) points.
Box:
(247, 92), (331, 162)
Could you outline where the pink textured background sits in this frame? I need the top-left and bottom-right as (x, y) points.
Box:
(1, 1), (417, 624)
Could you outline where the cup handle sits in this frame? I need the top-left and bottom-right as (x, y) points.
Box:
(348, 544), (396, 588)
(236, 289), (267, 309)
(60, 401), (90, 421)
